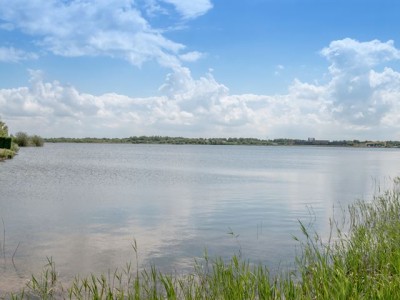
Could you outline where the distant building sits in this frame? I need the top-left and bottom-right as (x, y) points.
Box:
(307, 137), (330, 145)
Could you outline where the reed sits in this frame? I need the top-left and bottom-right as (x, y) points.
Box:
(0, 148), (15, 160)
(8, 179), (400, 299)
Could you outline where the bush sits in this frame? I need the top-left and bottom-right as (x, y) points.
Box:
(14, 132), (30, 147)
(0, 120), (8, 137)
(13, 132), (44, 147)
(11, 142), (19, 152)
(0, 149), (15, 159)
(30, 135), (44, 147)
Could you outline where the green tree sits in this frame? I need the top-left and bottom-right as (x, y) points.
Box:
(0, 120), (8, 137)
(14, 132), (30, 147)
(31, 135), (44, 147)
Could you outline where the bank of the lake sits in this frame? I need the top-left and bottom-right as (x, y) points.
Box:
(9, 180), (400, 299)
(0, 149), (15, 161)
(0, 131), (44, 162)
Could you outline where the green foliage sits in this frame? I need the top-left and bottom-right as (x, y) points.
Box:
(30, 135), (44, 147)
(0, 137), (12, 149)
(11, 142), (19, 152)
(14, 132), (30, 147)
(14, 132), (44, 147)
(290, 181), (400, 299)
(0, 149), (15, 159)
(26, 258), (60, 300)
(0, 121), (39, 161)
(0, 120), (17, 160)
(0, 120), (8, 137)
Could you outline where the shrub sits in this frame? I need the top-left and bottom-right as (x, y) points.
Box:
(0, 120), (8, 137)
(0, 149), (15, 159)
(30, 135), (44, 147)
(11, 142), (19, 152)
(13, 132), (44, 147)
(14, 132), (30, 147)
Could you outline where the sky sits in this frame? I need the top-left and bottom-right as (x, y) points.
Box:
(1, 0), (400, 140)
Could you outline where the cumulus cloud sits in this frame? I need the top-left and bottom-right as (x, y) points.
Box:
(0, 0), (210, 68)
(0, 46), (38, 62)
(0, 67), (258, 137)
(321, 38), (400, 74)
(2, 38), (400, 140)
(319, 39), (400, 127)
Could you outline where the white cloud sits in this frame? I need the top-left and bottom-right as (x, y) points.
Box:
(319, 39), (400, 127)
(2, 38), (400, 140)
(179, 51), (204, 62)
(369, 67), (400, 89)
(142, 0), (168, 17)
(321, 38), (400, 74)
(0, 46), (38, 62)
(0, 0), (211, 68)
(160, 0), (213, 19)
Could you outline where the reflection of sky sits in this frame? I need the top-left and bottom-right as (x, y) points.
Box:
(1, 144), (400, 294)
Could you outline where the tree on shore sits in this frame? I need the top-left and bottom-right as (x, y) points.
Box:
(14, 132), (30, 147)
(14, 132), (44, 147)
(0, 120), (8, 137)
(31, 135), (44, 147)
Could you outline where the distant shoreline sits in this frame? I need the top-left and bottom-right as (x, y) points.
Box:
(44, 136), (400, 148)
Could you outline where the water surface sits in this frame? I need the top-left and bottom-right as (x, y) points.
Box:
(0, 143), (399, 293)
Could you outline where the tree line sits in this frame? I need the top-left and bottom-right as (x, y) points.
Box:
(44, 136), (400, 148)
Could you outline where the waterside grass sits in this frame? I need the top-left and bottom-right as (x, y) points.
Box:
(0, 148), (15, 160)
(0, 141), (19, 161)
(7, 179), (400, 299)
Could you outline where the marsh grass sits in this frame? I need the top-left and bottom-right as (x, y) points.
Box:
(8, 179), (400, 299)
(0, 149), (15, 160)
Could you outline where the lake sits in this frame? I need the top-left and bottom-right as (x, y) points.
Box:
(0, 143), (399, 294)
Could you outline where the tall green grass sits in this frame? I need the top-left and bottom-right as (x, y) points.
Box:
(8, 179), (400, 299)
(0, 148), (15, 160)
(0, 140), (18, 161)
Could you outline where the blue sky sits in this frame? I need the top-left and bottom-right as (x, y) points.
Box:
(1, 0), (400, 139)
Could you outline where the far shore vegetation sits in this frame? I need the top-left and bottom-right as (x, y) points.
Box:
(0, 119), (44, 161)
(6, 179), (400, 299)
(45, 136), (400, 148)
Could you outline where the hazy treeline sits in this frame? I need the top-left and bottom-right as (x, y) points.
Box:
(45, 136), (400, 147)
(45, 136), (273, 145)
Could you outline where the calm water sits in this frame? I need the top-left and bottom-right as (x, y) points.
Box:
(0, 143), (399, 293)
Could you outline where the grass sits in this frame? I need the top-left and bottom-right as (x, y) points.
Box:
(6, 179), (400, 299)
(0, 142), (18, 161)
(0, 148), (15, 160)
